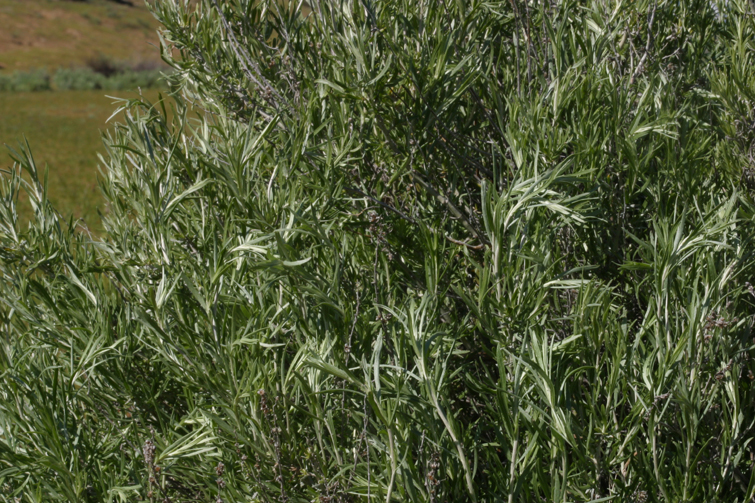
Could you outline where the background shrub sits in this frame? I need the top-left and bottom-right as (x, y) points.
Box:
(1, 0), (755, 502)
(51, 67), (165, 91)
(86, 53), (121, 78)
(1, 59), (168, 92)
(103, 68), (164, 90)
(52, 67), (105, 91)
(0, 69), (50, 92)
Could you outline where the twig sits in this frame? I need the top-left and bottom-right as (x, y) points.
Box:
(345, 186), (487, 250)
(210, 0), (289, 112)
(344, 185), (417, 224)
(630, 1), (657, 84)
(508, 0), (524, 94)
(445, 235), (485, 250)
(411, 172), (490, 246)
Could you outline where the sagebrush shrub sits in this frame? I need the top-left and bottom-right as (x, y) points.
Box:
(1, 0), (755, 502)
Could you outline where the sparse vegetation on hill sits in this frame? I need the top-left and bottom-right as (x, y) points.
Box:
(0, 0), (162, 73)
(2, 0), (755, 502)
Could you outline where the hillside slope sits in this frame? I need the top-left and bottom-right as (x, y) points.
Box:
(0, 0), (162, 72)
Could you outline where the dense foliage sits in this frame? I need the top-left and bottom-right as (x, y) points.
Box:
(2, 0), (755, 501)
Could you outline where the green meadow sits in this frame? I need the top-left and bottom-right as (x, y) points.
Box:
(0, 90), (162, 231)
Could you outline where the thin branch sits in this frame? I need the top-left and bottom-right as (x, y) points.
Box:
(210, 0), (289, 112)
(630, 1), (657, 85)
(411, 172), (489, 245)
(344, 185), (417, 224)
(345, 186), (486, 250)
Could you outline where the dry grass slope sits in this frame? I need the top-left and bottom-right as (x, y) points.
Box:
(0, 0), (162, 72)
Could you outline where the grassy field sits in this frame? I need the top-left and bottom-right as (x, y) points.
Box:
(0, 0), (162, 73)
(0, 89), (162, 232)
